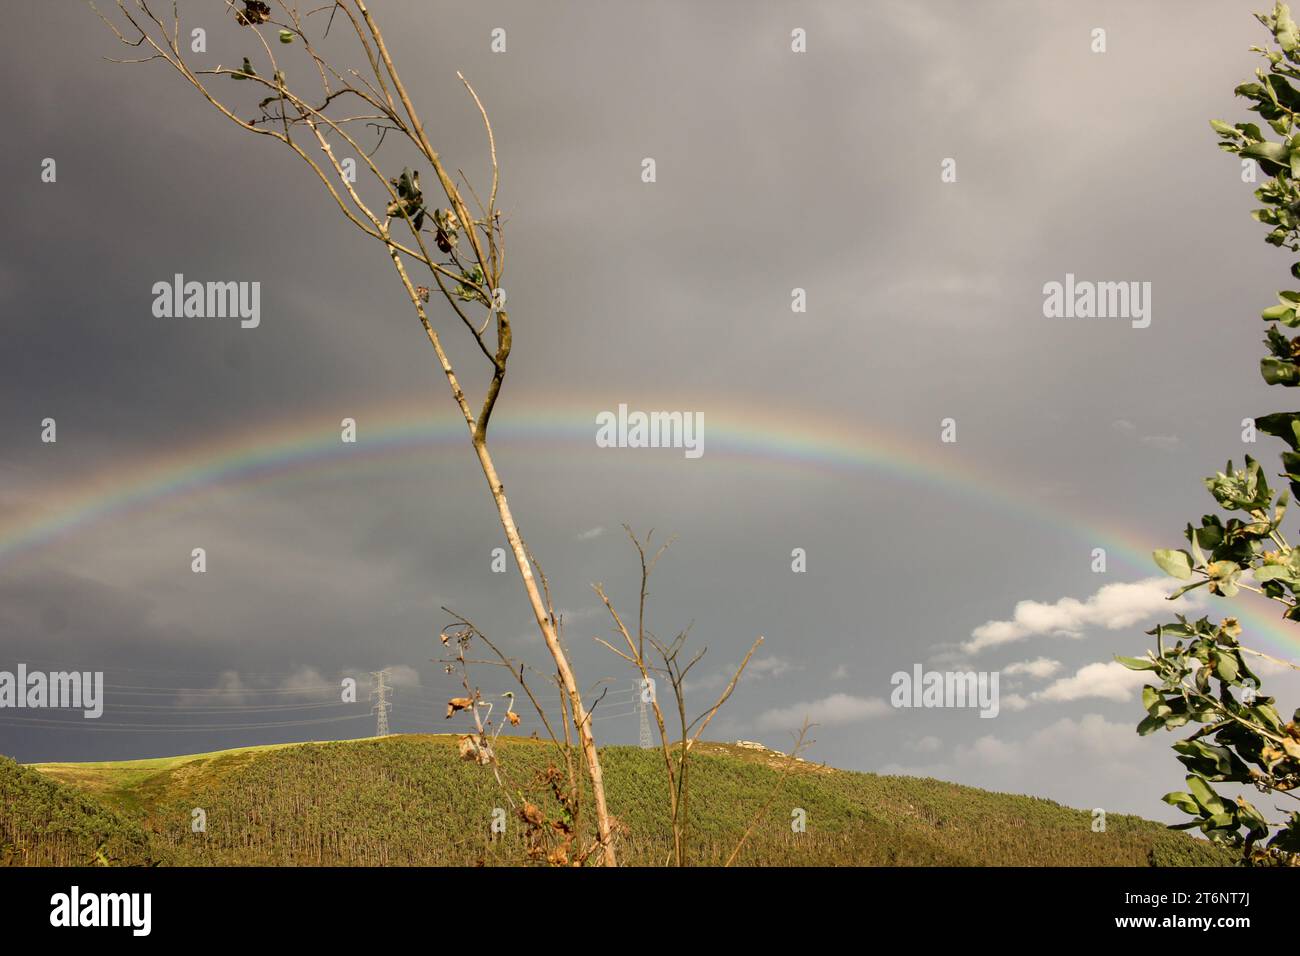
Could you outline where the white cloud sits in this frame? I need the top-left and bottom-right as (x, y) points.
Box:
(1024, 714), (1149, 761)
(1141, 435), (1180, 451)
(339, 664), (421, 691)
(748, 656), (796, 679)
(1036, 661), (1149, 703)
(830, 664), (849, 680)
(173, 664), (389, 708)
(1113, 419), (1180, 451)
(576, 526), (605, 540)
(926, 645), (971, 666)
(883, 713), (1147, 777)
(755, 693), (891, 731)
(879, 713), (1178, 819)
(687, 655), (797, 693)
(558, 606), (603, 623)
(176, 669), (250, 707)
(905, 735), (942, 754)
(1002, 657), (1062, 679)
(966, 734), (1022, 766)
(382, 664), (421, 688)
(281, 666), (327, 691)
(964, 577), (1190, 654)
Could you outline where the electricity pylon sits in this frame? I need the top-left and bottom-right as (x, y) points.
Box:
(370, 669), (391, 737)
(638, 678), (653, 750)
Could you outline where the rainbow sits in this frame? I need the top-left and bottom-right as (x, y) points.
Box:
(4, 392), (1298, 659)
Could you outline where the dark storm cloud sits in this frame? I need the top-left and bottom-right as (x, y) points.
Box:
(1, 1), (1297, 818)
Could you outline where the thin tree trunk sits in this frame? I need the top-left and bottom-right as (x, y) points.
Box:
(381, 244), (617, 866)
(351, 11), (617, 861)
(469, 437), (617, 866)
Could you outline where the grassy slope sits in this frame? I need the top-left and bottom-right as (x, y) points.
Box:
(15, 735), (1233, 866)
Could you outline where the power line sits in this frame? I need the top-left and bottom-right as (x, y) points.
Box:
(0, 713), (368, 732)
(91, 700), (356, 714)
(96, 684), (341, 696)
(401, 687), (636, 704)
(0, 659), (345, 681)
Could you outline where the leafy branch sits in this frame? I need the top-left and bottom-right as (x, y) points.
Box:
(1128, 2), (1300, 866)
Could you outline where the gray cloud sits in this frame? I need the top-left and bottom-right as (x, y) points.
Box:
(0, 1), (1296, 827)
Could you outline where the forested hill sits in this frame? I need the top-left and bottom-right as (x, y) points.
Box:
(2, 736), (1232, 866)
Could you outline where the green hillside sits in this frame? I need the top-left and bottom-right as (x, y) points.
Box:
(0, 754), (161, 866)
(8, 735), (1233, 866)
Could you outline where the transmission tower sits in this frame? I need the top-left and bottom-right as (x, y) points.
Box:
(637, 678), (653, 750)
(370, 669), (392, 737)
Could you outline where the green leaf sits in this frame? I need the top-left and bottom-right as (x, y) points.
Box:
(279, 29), (294, 44)
(1257, 411), (1300, 448)
(1162, 791), (1201, 815)
(1142, 685), (1172, 720)
(1137, 714), (1166, 736)
(1185, 774), (1226, 813)
(1262, 356), (1300, 385)
(1213, 652), (1240, 682)
(1116, 654), (1156, 671)
(1169, 579), (1211, 599)
(1278, 4), (1300, 52)
(1243, 140), (1291, 170)
(1153, 549), (1193, 579)
(1207, 810), (1237, 829)
(1253, 564), (1293, 582)
(1237, 799), (1269, 835)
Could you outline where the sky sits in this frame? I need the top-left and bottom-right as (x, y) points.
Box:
(3, 0), (1300, 826)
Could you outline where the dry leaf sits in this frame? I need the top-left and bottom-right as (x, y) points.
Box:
(234, 1), (271, 25)
(457, 735), (479, 761)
